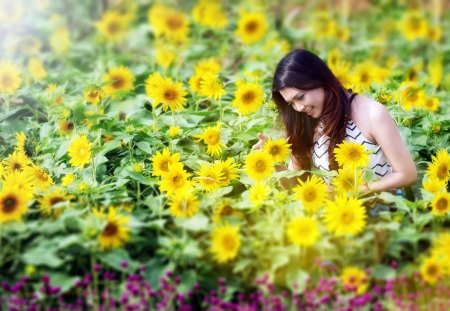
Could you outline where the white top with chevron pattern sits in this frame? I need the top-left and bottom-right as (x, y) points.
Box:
(311, 119), (392, 183)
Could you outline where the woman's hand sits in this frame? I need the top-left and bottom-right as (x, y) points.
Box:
(252, 133), (268, 150)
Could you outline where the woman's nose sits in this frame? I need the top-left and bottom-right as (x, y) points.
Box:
(294, 104), (305, 112)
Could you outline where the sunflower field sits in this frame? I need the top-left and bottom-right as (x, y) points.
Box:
(1, 0), (450, 310)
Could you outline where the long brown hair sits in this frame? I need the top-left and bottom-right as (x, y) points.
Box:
(272, 49), (352, 170)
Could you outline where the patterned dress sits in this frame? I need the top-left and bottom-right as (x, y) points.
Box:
(311, 94), (392, 182)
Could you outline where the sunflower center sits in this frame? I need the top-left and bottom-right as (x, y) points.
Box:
(242, 91), (255, 104)
(111, 75), (125, 89)
(359, 72), (369, 83)
(436, 198), (448, 211)
(436, 164), (448, 180)
(255, 160), (266, 172)
(245, 20), (259, 34)
(160, 161), (169, 171)
(50, 197), (65, 206)
(2, 195), (18, 213)
(426, 264), (438, 276)
(220, 205), (233, 216)
(164, 89), (177, 100)
(103, 222), (118, 237)
(340, 211), (354, 224)
(1, 75), (12, 88)
(348, 149), (361, 161)
(222, 234), (236, 250)
(107, 21), (121, 34)
(166, 16), (183, 30)
(36, 171), (48, 182)
(12, 162), (22, 171)
(172, 175), (183, 186)
(270, 146), (280, 156)
(205, 133), (219, 145)
(303, 189), (317, 202)
(66, 122), (74, 130)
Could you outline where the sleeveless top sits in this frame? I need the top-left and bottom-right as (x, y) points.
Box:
(311, 93), (392, 182)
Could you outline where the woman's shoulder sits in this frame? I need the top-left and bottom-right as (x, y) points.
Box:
(352, 94), (391, 124)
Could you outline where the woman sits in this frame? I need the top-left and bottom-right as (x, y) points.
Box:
(253, 49), (417, 192)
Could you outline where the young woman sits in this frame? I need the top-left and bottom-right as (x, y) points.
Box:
(253, 49), (417, 192)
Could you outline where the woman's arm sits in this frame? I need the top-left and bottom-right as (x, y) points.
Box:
(366, 103), (417, 191)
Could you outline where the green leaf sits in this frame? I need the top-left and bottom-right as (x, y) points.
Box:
(23, 245), (63, 268)
(47, 272), (79, 292)
(372, 264), (396, 280)
(175, 213), (209, 231)
(136, 141), (153, 154)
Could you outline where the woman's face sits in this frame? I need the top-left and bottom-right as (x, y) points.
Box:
(279, 87), (325, 119)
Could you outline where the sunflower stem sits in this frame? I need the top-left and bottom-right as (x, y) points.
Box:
(219, 97), (223, 123)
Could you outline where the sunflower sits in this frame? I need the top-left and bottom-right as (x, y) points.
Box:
(212, 199), (241, 223)
(0, 60), (22, 94)
(249, 182), (270, 206)
(156, 47), (176, 68)
(144, 72), (164, 92)
(427, 149), (450, 182)
(189, 74), (204, 94)
(263, 138), (291, 162)
(151, 148), (181, 177)
(332, 167), (364, 194)
(334, 140), (370, 169)
(96, 10), (129, 42)
(420, 256), (444, 285)
(146, 76), (187, 112)
(232, 82), (264, 115)
(158, 162), (192, 195)
(24, 163), (53, 190)
(199, 73), (226, 100)
(430, 192), (450, 216)
(213, 158), (240, 186)
(95, 207), (130, 250)
(84, 85), (104, 105)
(293, 175), (328, 214)
(193, 58), (221, 76)
(168, 126), (182, 137)
(168, 191), (200, 218)
(2, 150), (30, 173)
(428, 55), (443, 88)
(340, 267), (368, 294)
(38, 187), (73, 218)
(210, 224), (241, 263)
(2, 171), (34, 193)
(236, 11), (267, 44)
(27, 58), (47, 80)
(323, 194), (367, 236)
(421, 96), (439, 113)
(432, 233), (450, 262)
(422, 177), (446, 194)
(194, 163), (223, 192)
(286, 216), (320, 247)
(194, 125), (226, 157)
(244, 150), (274, 181)
(68, 135), (92, 168)
(192, 2), (228, 29)
(61, 173), (75, 187)
(0, 185), (30, 223)
(397, 81), (425, 111)
(399, 10), (428, 41)
(148, 4), (189, 43)
(58, 120), (74, 136)
(50, 27), (71, 55)
(102, 66), (135, 99)
(310, 11), (337, 39)
(15, 132), (26, 154)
